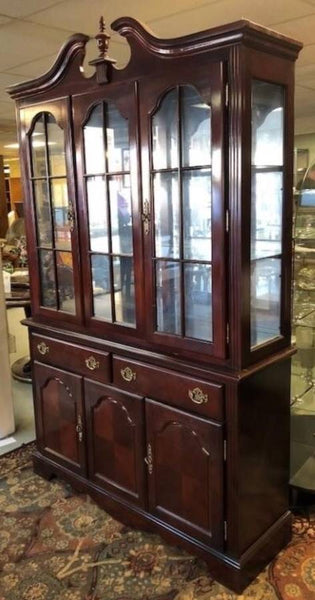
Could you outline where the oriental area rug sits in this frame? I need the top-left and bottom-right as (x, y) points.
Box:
(0, 444), (314, 600)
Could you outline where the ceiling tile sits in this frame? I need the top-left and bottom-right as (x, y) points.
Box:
(295, 85), (315, 117)
(0, 15), (13, 25)
(295, 114), (315, 134)
(272, 14), (315, 45)
(297, 43), (315, 66)
(27, 0), (218, 33)
(146, 0), (314, 37)
(0, 21), (73, 71)
(0, 0), (63, 18)
(0, 72), (27, 101)
(5, 53), (61, 78)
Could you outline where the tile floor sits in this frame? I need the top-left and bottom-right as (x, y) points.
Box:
(0, 307), (35, 456)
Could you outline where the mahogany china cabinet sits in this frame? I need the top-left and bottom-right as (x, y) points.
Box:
(8, 17), (302, 592)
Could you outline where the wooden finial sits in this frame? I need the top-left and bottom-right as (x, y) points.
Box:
(95, 16), (111, 59)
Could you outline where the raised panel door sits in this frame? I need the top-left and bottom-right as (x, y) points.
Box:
(85, 380), (146, 507)
(145, 398), (224, 548)
(33, 362), (85, 474)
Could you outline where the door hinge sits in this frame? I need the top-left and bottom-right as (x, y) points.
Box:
(225, 83), (229, 107)
(224, 520), (228, 541)
(225, 209), (229, 233)
(223, 439), (227, 462)
(226, 323), (230, 344)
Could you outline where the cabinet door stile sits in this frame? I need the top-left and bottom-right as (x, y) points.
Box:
(145, 398), (224, 549)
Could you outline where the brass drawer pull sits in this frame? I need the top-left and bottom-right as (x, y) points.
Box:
(76, 414), (83, 442)
(85, 356), (100, 371)
(121, 366), (136, 382)
(144, 443), (153, 474)
(37, 341), (49, 356)
(188, 387), (208, 405)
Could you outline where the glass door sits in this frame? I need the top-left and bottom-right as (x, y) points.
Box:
(141, 64), (226, 359)
(22, 100), (82, 323)
(73, 83), (143, 339)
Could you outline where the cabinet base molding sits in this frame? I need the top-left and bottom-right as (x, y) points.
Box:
(33, 451), (292, 594)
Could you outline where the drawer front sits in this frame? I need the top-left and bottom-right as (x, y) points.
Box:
(113, 356), (224, 420)
(31, 334), (111, 384)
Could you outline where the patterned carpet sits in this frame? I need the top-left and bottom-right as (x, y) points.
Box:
(0, 444), (314, 600)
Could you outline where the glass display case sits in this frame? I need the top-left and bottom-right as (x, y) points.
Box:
(9, 17), (302, 593)
(291, 166), (315, 494)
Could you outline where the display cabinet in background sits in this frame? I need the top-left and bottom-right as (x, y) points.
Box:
(291, 167), (315, 495)
(8, 17), (302, 592)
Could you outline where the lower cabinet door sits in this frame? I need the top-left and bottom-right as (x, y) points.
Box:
(33, 362), (86, 474)
(85, 380), (146, 507)
(145, 398), (224, 548)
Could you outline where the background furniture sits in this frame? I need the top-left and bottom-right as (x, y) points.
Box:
(8, 17), (302, 593)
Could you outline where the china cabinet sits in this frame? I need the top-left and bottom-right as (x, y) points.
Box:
(8, 16), (302, 592)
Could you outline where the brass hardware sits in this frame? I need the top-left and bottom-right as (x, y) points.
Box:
(37, 341), (49, 356)
(120, 366), (136, 382)
(76, 414), (83, 443)
(67, 200), (75, 232)
(144, 443), (153, 474)
(142, 199), (151, 235)
(85, 356), (100, 371)
(188, 387), (208, 405)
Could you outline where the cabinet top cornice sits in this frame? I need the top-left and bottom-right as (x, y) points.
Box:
(7, 17), (302, 100)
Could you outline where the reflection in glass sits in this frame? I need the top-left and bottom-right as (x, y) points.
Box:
(252, 81), (284, 166)
(107, 103), (130, 173)
(185, 263), (212, 341)
(154, 172), (179, 258)
(31, 115), (46, 178)
(87, 177), (108, 252)
(251, 172), (282, 260)
(51, 178), (71, 250)
(56, 251), (75, 313)
(109, 176), (132, 255)
(250, 257), (281, 346)
(113, 256), (135, 325)
(91, 254), (112, 320)
(156, 261), (181, 335)
(181, 86), (211, 167)
(34, 180), (52, 247)
(84, 104), (105, 174)
(47, 115), (66, 176)
(183, 170), (211, 260)
(39, 249), (57, 308)
(152, 89), (178, 170)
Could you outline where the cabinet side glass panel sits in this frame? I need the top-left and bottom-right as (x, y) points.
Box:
(151, 85), (212, 341)
(83, 101), (136, 327)
(250, 81), (284, 347)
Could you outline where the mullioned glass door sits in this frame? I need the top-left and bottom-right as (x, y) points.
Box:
(141, 64), (226, 360)
(22, 100), (82, 323)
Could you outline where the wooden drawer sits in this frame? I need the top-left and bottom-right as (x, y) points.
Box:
(31, 334), (111, 384)
(113, 356), (224, 420)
